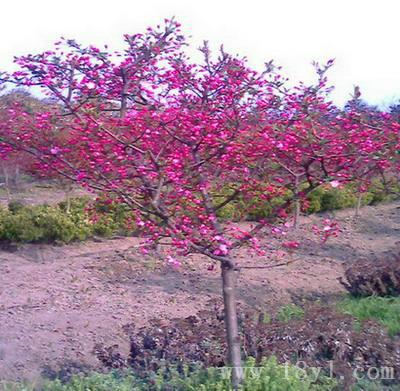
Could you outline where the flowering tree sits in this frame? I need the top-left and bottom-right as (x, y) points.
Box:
(258, 61), (342, 227)
(1, 21), (399, 388)
(0, 90), (48, 195)
(0, 21), (287, 387)
(342, 87), (400, 215)
(255, 62), (387, 225)
(258, 71), (400, 223)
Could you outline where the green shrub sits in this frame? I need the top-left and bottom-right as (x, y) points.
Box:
(352, 378), (400, 390)
(89, 196), (137, 236)
(0, 196), (136, 244)
(58, 196), (91, 214)
(7, 200), (26, 213)
(30, 205), (85, 243)
(41, 372), (136, 391)
(276, 304), (305, 322)
(368, 178), (400, 204)
(92, 215), (119, 237)
(1, 177), (396, 243)
(338, 296), (400, 337)
(307, 186), (357, 213)
(0, 204), (91, 243)
(216, 177), (399, 220)
(152, 357), (337, 390)
(352, 379), (400, 390)
(0, 372), (136, 391)
(0, 208), (40, 242)
(2, 358), (337, 390)
(305, 178), (400, 214)
(305, 187), (324, 213)
(326, 187), (356, 210)
(215, 186), (290, 221)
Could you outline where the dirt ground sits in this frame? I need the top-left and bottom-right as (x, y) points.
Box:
(0, 200), (399, 382)
(0, 181), (91, 208)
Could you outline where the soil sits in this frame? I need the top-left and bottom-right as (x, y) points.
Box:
(0, 180), (91, 208)
(0, 200), (399, 382)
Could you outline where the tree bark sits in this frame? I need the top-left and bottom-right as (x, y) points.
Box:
(13, 165), (21, 191)
(355, 192), (362, 217)
(293, 175), (300, 228)
(2, 164), (11, 201)
(65, 183), (72, 214)
(221, 261), (243, 389)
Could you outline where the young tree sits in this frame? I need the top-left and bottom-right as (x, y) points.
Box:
(255, 62), (388, 225)
(342, 87), (399, 215)
(1, 21), (398, 389)
(0, 21), (287, 387)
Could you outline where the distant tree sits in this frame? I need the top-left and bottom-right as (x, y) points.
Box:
(389, 100), (400, 123)
(344, 85), (380, 114)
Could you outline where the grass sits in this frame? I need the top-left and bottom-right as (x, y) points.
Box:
(338, 295), (400, 337)
(276, 304), (305, 322)
(0, 358), (338, 391)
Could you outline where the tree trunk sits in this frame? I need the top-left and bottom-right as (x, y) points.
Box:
(293, 198), (300, 228)
(221, 261), (243, 389)
(355, 192), (362, 217)
(2, 164), (11, 201)
(65, 184), (72, 214)
(14, 165), (21, 191)
(293, 175), (300, 228)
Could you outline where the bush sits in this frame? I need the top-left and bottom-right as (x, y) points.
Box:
(94, 302), (400, 389)
(276, 304), (304, 322)
(0, 204), (91, 243)
(339, 249), (400, 297)
(215, 187), (290, 221)
(7, 200), (26, 213)
(321, 187), (357, 210)
(88, 196), (137, 237)
(0, 372), (135, 391)
(338, 296), (400, 337)
(150, 357), (337, 390)
(352, 378), (400, 390)
(2, 358), (337, 391)
(248, 306), (400, 388)
(305, 177), (400, 215)
(305, 185), (357, 213)
(217, 177), (399, 221)
(368, 177), (400, 205)
(0, 196), (137, 244)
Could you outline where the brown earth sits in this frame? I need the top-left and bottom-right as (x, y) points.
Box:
(0, 180), (91, 208)
(0, 200), (399, 382)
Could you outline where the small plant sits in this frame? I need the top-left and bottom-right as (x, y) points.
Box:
(352, 378), (400, 390)
(0, 204), (91, 243)
(2, 359), (337, 391)
(7, 200), (25, 213)
(155, 357), (337, 390)
(338, 295), (400, 337)
(276, 304), (305, 322)
(0, 372), (137, 391)
(0, 196), (138, 244)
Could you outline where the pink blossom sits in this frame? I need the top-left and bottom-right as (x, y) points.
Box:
(282, 241), (300, 249)
(218, 244), (228, 255)
(329, 180), (340, 188)
(50, 146), (60, 155)
(166, 256), (181, 268)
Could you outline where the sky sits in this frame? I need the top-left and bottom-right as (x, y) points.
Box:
(1, 0), (399, 108)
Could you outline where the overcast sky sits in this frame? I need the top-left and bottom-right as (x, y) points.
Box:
(1, 0), (399, 107)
